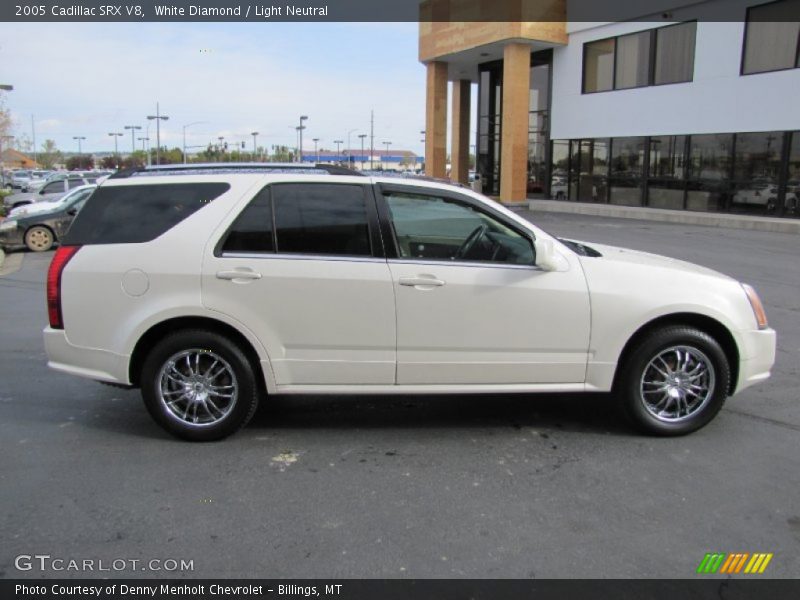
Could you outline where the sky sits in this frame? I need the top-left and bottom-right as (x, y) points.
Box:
(0, 21), (436, 156)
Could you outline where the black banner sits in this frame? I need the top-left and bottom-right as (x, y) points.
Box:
(4, 580), (800, 600)
(2, 0), (799, 23)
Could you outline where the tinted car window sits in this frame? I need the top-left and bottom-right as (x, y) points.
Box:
(272, 183), (371, 256)
(64, 183), (230, 245)
(385, 192), (534, 265)
(221, 188), (274, 254)
(67, 179), (84, 189)
(43, 181), (64, 194)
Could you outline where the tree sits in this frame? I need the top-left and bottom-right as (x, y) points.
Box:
(122, 151), (146, 169)
(38, 139), (63, 169)
(100, 154), (123, 169)
(66, 154), (95, 170)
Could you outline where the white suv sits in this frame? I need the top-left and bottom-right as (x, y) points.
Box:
(44, 164), (776, 441)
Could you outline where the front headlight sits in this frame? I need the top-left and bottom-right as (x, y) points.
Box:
(0, 219), (18, 232)
(742, 283), (768, 330)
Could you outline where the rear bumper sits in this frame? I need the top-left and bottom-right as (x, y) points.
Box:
(44, 327), (131, 385)
(735, 327), (776, 393)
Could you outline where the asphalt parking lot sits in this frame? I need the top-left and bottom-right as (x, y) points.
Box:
(0, 212), (798, 579)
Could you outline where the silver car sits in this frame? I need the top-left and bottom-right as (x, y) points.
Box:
(4, 176), (99, 210)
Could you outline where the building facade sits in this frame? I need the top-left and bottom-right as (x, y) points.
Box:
(420, 0), (800, 218)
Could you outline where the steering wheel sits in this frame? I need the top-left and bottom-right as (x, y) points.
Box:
(455, 225), (489, 260)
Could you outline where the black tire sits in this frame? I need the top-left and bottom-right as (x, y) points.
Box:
(24, 225), (55, 252)
(615, 326), (730, 436)
(140, 329), (261, 441)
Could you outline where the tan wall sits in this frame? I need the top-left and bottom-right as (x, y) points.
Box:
(419, 0), (566, 62)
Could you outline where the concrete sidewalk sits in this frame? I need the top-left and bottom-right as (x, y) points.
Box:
(526, 199), (800, 234)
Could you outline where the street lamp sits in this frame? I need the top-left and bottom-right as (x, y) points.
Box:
(333, 140), (343, 163)
(124, 125), (141, 154)
(182, 121), (207, 164)
(146, 102), (169, 165)
(73, 136), (86, 154)
(383, 141), (392, 170)
(108, 132), (123, 156)
(137, 136), (149, 153)
(297, 115), (308, 162)
(358, 134), (367, 170)
(251, 131), (259, 161)
(346, 129), (358, 168)
(0, 85), (13, 91)
(312, 138), (320, 163)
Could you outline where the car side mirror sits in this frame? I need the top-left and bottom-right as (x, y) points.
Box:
(534, 238), (560, 271)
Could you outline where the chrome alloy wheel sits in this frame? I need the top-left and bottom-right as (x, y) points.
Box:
(158, 349), (238, 427)
(639, 345), (715, 423)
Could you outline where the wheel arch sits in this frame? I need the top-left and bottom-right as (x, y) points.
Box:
(613, 312), (740, 395)
(128, 316), (269, 395)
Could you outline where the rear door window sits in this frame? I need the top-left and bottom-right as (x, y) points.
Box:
(63, 182), (230, 245)
(272, 183), (372, 256)
(220, 188), (274, 254)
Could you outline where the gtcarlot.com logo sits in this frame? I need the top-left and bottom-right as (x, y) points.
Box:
(697, 552), (773, 574)
(15, 554), (194, 573)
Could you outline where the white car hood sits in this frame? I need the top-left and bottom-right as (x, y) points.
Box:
(569, 240), (734, 281)
(9, 200), (62, 217)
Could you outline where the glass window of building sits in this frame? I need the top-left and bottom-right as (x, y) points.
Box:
(786, 132), (800, 217)
(742, 0), (800, 74)
(615, 31), (651, 89)
(528, 59), (550, 195)
(687, 134), (733, 212)
(583, 38), (615, 92)
(647, 136), (687, 209)
(731, 132), (784, 215)
(609, 137), (645, 206)
(654, 22), (696, 84)
(568, 139), (609, 203)
(551, 140), (569, 200)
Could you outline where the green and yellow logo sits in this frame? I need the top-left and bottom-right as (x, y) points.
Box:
(697, 552), (773, 574)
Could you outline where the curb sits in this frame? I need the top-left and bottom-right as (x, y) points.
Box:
(526, 199), (800, 235)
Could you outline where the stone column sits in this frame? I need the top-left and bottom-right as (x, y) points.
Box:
(425, 61), (448, 179)
(450, 80), (471, 184)
(499, 43), (531, 203)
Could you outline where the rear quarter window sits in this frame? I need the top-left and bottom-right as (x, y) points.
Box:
(63, 182), (230, 245)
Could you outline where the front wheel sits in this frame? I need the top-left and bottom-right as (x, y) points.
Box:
(140, 330), (261, 441)
(616, 326), (730, 436)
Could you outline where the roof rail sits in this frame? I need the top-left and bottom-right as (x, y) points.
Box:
(108, 162), (365, 179)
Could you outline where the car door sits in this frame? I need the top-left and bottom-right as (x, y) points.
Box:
(203, 180), (396, 387)
(377, 183), (591, 386)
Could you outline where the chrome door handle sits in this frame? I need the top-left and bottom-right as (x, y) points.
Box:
(216, 269), (262, 281)
(398, 276), (445, 288)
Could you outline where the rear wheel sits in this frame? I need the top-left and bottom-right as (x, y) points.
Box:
(140, 330), (260, 441)
(24, 226), (54, 252)
(616, 326), (730, 436)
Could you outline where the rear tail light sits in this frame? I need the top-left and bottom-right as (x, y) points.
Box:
(47, 245), (81, 329)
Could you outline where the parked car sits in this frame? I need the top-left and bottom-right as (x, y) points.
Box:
(9, 170), (33, 190)
(20, 170), (53, 192)
(43, 164), (775, 441)
(4, 175), (99, 210)
(0, 184), (94, 251)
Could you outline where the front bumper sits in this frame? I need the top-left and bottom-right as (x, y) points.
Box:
(44, 327), (131, 385)
(735, 327), (777, 393)
(0, 227), (24, 248)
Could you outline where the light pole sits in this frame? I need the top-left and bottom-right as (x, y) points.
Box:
(358, 134), (367, 170)
(146, 102), (169, 165)
(108, 132), (123, 156)
(0, 85), (12, 91)
(334, 140), (343, 164)
(138, 137), (149, 153)
(217, 136), (225, 162)
(312, 138), (320, 163)
(346, 129), (358, 168)
(297, 115), (308, 162)
(73, 136), (86, 155)
(251, 131), (259, 161)
(124, 125), (141, 154)
(182, 121), (207, 164)
(383, 141), (392, 170)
